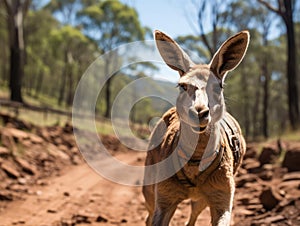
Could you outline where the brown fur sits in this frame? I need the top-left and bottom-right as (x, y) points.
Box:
(142, 30), (249, 226)
(143, 108), (246, 225)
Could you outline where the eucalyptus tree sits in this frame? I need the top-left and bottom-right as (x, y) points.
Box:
(50, 25), (92, 106)
(258, 0), (300, 130)
(78, 0), (145, 118)
(24, 9), (58, 98)
(2, 0), (31, 102)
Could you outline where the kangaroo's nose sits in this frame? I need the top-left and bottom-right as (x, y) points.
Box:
(195, 105), (209, 119)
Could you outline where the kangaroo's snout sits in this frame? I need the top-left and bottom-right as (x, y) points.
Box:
(197, 108), (209, 120)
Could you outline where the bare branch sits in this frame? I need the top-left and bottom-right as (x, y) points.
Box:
(257, 0), (280, 14)
(197, 1), (214, 56)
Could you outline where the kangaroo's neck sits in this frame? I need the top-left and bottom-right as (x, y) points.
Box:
(179, 121), (211, 159)
(179, 120), (222, 170)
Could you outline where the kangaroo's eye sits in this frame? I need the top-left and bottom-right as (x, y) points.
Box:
(178, 83), (188, 91)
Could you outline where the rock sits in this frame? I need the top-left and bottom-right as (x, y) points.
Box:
(63, 122), (73, 134)
(283, 172), (300, 181)
(244, 144), (258, 159)
(0, 191), (13, 201)
(258, 144), (279, 165)
(71, 155), (82, 165)
(29, 134), (44, 144)
(235, 174), (257, 188)
(5, 128), (29, 141)
(1, 162), (20, 179)
(1, 131), (17, 153)
(0, 147), (10, 157)
(72, 214), (92, 224)
(246, 204), (263, 210)
(47, 144), (70, 160)
(253, 215), (285, 225)
(236, 208), (255, 216)
(282, 148), (300, 172)
(63, 191), (70, 197)
(17, 178), (27, 185)
(260, 187), (283, 210)
(47, 209), (57, 214)
(243, 159), (261, 173)
(8, 184), (28, 193)
(121, 218), (127, 223)
(37, 129), (51, 142)
(15, 158), (37, 175)
(258, 170), (273, 181)
(96, 215), (108, 223)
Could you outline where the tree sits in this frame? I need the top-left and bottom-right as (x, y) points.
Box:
(45, 0), (81, 25)
(24, 9), (58, 98)
(258, 0), (300, 130)
(50, 25), (91, 106)
(3, 0), (31, 102)
(78, 0), (145, 118)
(191, 0), (231, 58)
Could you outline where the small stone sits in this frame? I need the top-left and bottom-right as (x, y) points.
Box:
(0, 191), (13, 201)
(260, 187), (283, 210)
(283, 172), (300, 181)
(47, 209), (57, 214)
(6, 128), (29, 140)
(236, 174), (257, 188)
(244, 145), (258, 159)
(121, 219), (127, 223)
(96, 215), (108, 222)
(258, 145), (279, 165)
(18, 178), (27, 185)
(264, 215), (285, 224)
(0, 147), (10, 157)
(283, 148), (300, 172)
(63, 191), (70, 197)
(29, 134), (44, 144)
(1, 162), (20, 179)
(16, 158), (37, 175)
(72, 214), (92, 224)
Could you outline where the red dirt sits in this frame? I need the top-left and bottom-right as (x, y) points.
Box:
(0, 114), (299, 226)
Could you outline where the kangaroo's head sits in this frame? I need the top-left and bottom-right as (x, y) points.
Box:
(155, 30), (249, 134)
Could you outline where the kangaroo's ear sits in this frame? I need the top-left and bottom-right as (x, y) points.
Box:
(155, 30), (194, 76)
(210, 31), (250, 81)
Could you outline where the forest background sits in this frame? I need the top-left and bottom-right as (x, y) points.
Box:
(1, 0), (300, 141)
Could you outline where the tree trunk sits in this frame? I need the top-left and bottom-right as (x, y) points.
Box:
(258, 0), (300, 130)
(262, 58), (270, 138)
(104, 56), (112, 118)
(58, 51), (68, 106)
(284, 9), (299, 129)
(262, 32), (270, 139)
(241, 66), (250, 138)
(104, 76), (112, 118)
(252, 75), (261, 140)
(35, 70), (44, 98)
(66, 70), (74, 106)
(4, 0), (30, 103)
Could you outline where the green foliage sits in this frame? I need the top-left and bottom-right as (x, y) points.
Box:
(0, 0), (299, 138)
(78, 0), (145, 50)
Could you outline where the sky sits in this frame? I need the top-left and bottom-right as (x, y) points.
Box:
(120, 0), (203, 83)
(124, 0), (199, 38)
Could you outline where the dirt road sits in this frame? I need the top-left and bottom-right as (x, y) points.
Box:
(0, 151), (211, 226)
(0, 122), (298, 226)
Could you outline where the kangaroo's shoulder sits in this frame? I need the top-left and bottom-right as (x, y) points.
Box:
(148, 107), (179, 152)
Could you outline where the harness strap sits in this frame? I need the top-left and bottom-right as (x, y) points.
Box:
(173, 141), (225, 187)
(197, 142), (225, 185)
(220, 118), (241, 166)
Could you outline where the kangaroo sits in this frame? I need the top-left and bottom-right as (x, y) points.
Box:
(142, 30), (249, 226)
